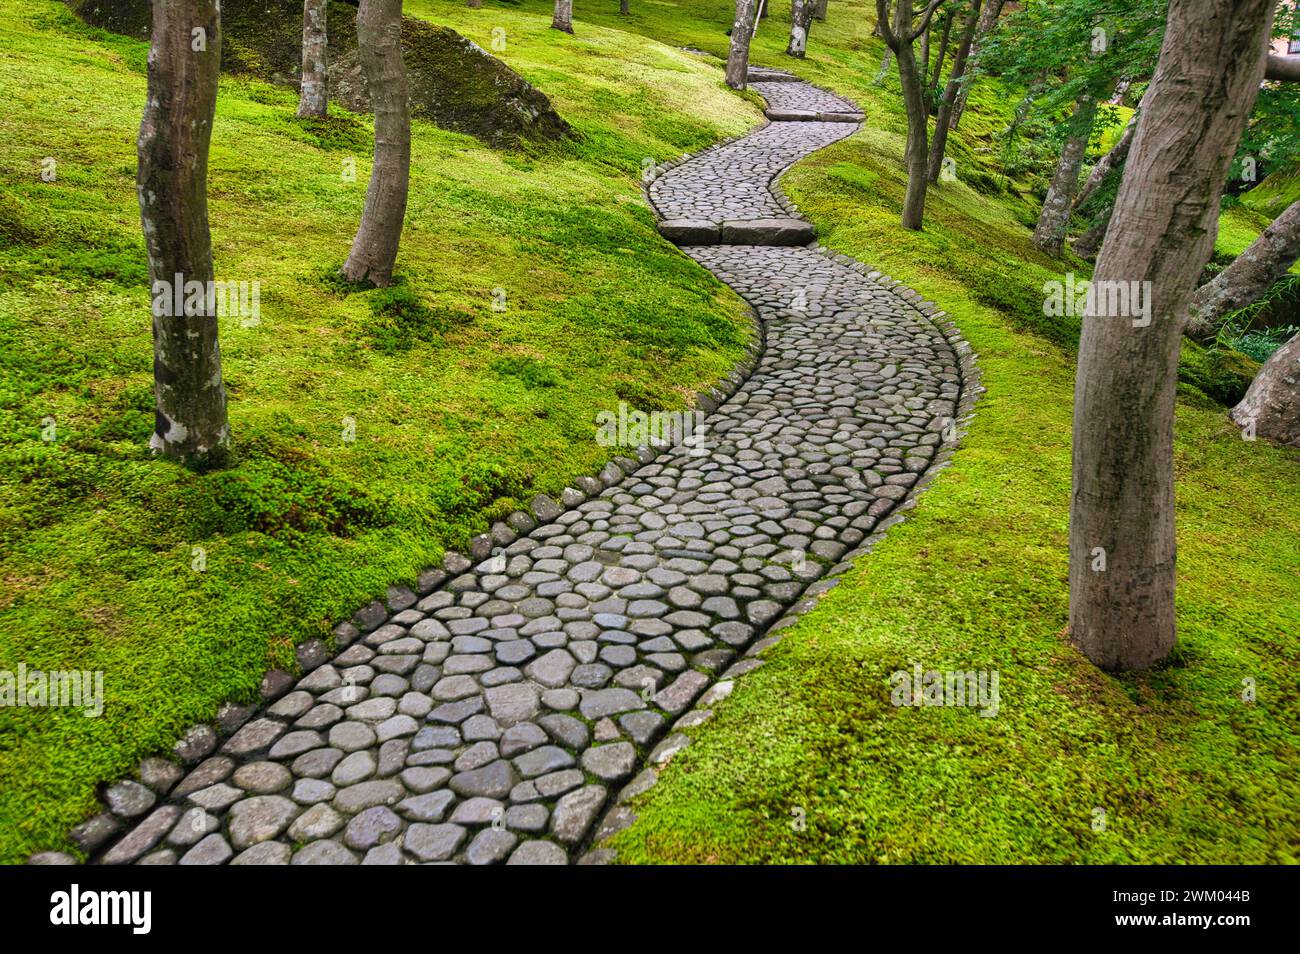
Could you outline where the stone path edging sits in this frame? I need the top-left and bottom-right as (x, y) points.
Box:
(28, 64), (982, 868)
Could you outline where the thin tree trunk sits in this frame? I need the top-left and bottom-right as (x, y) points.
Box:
(620, 0), (630, 13)
(341, 0), (410, 287)
(552, 0), (574, 33)
(1074, 115), (1135, 210)
(919, 20), (930, 80)
(928, 10), (953, 94)
(878, 0), (936, 230)
(813, 0), (828, 19)
(950, 0), (1002, 128)
(1031, 97), (1096, 257)
(1232, 332), (1300, 446)
(467, 0), (482, 8)
(296, 0), (328, 118)
(726, 0), (758, 89)
(1185, 199), (1300, 338)
(1069, 0), (1275, 671)
(1071, 203), (1111, 260)
(873, 45), (893, 85)
(787, 0), (812, 57)
(927, 0), (981, 184)
(138, 0), (231, 469)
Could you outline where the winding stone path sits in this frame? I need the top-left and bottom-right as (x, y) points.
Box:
(69, 69), (967, 867)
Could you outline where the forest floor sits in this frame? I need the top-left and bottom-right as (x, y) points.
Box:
(0, 0), (1296, 863)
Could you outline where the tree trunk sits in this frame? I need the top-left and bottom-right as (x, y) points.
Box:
(552, 0), (574, 33)
(341, 0), (410, 287)
(1185, 199), (1300, 338)
(1232, 332), (1300, 446)
(138, 0), (231, 469)
(787, 0), (812, 58)
(1071, 203), (1111, 260)
(620, 0), (630, 13)
(467, 0), (482, 8)
(873, 45), (893, 85)
(812, 0), (828, 19)
(726, 0), (757, 90)
(950, 0), (1003, 128)
(927, 0), (982, 184)
(1031, 97), (1096, 257)
(296, 0), (328, 118)
(1069, 0), (1275, 672)
(1075, 115), (1135, 210)
(877, 0), (933, 230)
(928, 10), (953, 94)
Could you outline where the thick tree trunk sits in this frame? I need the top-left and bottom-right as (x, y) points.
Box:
(813, 0), (828, 19)
(138, 0), (231, 469)
(1071, 203), (1111, 260)
(1031, 97), (1096, 257)
(950, 0), (1002, 128)
(341, 0), (410, 287)
(552, 0), (574, 33)
(1074, 115), (1135, 210)
(726, 0), (758, 89)
(296, 0), (328, 118)
(1069, 0), (1275, 671)
(927, 0), (982, 184)
(787, 0), (812, 57)
(1232, 332), (1300, 446)
(1185, 199), (1300, 338)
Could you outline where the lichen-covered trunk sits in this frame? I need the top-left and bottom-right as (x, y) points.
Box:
(1185, 199), (1300, 338)
(787, 0), (812, 57)
(1031, 97), (1096, 257)
(296, 0), (328, 118)
(927, 0), (982, 184)
(138, 0), (231, 469)
(1232, 332), (1300, 446)
(950, 0), (1003, 129)
(725, 0), (758, 90)
(551, 0), (574, 33)
(873, 45), (893, 86)
(1070, 0), (1275, 671)
(341, 0), (410, 287)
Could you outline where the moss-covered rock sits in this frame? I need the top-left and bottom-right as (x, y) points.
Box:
(66, 0), (572, 149)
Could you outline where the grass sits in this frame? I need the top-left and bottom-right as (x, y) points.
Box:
(0, 0), (760, 862)
(591, 1), (1300, 863)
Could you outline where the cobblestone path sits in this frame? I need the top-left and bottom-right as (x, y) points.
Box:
(72, 71), (965, 867)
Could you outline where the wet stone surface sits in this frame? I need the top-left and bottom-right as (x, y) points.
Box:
(86, 76), (959, 866)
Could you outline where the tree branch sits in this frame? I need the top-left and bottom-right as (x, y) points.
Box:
(909, 0), (946, 41)
(876, 0), (900, 49)
(1265, 53), (1300, 82)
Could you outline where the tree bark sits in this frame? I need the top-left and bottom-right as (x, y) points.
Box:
(950, 0), (1002, 128)
(1232, 332), (1300, 446)
(1031, 97), (1096, 257)
(873, 45), (893, 85)
(138, 0), (231, 469)
(812, 0), (828, 19)
(620, 0), (630, 13)
(927, 0), (981, 184)
(467, 0), (482, 8)
(1265, 53), (1300, 81)
(341, 0), (410, 287)
(552, 0), (574, 33)
(787, 0), (812, 57)
(1185, 199), (1300, 338)
(726, 0), (757, 89)
(1072, 203), (1111, 260)
(928, 9), (953, 95)
(1074, 115), (1135, 210)
(296, 0), (328, 118)
(1069, 0), (1275, 671)
(877, 0), (939, 230)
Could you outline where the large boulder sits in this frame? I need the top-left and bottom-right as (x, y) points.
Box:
(67, 0), (572, 149)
